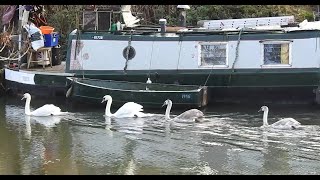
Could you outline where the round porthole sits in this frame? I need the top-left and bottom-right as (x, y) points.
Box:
(123, 46), (136, 60)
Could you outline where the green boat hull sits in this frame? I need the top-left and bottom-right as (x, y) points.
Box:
(70, 68), (319, 105)
(67, 77), (208, 108)
(4, 68), (320, 105)
(71, 68), (319, 87)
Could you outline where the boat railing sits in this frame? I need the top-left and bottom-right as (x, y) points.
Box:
(68, 77), (206, 91)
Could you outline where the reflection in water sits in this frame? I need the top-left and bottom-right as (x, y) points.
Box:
(3, 102), (76, 175)
(1, 97), (320, 174)
(113, 117), (145, 135)
(124, 159), (136, 175)
(104, 116), (113, 137)
(30, 115), (62, 128)
(25, 116), (31, 140)
(260, 129), (291, 175)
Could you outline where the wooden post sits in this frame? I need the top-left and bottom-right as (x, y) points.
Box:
(314, 86), (320, 104)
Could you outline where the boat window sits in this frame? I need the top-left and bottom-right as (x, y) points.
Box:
(199, 42), (227, 67)
(123, 46), (136, 60)
(262, 41), (290, 66)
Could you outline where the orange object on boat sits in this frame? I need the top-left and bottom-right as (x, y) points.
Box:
(40, 26), (54, 34)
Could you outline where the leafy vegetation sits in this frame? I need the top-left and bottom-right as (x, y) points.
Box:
(132, 5), (315, 26)
(44, 5), (83, 61)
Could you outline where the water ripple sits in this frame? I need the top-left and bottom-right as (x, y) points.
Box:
(2, 100), (320, 174)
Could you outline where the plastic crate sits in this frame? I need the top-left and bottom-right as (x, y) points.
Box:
(44, 32), (59, 47)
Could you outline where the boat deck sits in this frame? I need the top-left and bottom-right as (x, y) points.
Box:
(19, 61), (66, 73)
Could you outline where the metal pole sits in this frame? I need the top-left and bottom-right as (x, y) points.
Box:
(18, 5), (23, 68)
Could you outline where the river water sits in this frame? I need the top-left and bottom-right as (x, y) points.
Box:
(1, 96), (320, 175)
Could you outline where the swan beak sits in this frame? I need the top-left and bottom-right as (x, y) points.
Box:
(258, 109), (262, 112)
(162, 102), (166, 107)
(21, 97), (25, 100)
(101, 99), (106, 103)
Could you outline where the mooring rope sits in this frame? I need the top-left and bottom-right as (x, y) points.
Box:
(228, 28), (243, 84)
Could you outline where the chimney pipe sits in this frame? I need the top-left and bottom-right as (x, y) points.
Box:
(159, 19), (167, 34)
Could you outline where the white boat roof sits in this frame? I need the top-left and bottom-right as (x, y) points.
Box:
(197, 16), (320, 33)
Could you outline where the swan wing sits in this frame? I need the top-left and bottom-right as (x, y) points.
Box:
(114, 102), (144, 118)
(31, 104), (64, 116)
(271, 118), (301, 129)
(30, 104), (58, 116)
(173, 109), (204, 123)
(176, 109), (204, 120)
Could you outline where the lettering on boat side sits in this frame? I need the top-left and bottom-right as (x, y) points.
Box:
(182, 94), (191, 99)
(22, 76), (30, 82)
(92, 36), (103, 40)
(83, 53), (89, 60)
(5, 69), (35, 85)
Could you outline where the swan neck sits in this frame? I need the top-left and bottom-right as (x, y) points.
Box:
(25, 97), (31, 115)
(263, 109), (269, 126)
(165, 101), (172, 120)
(105, 98), (112, 116)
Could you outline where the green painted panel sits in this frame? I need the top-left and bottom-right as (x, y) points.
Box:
(69, 68), (320, 87)
(33, 74), (70, 87)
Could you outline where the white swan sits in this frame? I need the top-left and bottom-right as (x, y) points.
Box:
(21, 93), (67, 116)
(162, 99), (204, 122)
(101, 95), (152, 118)
(258, 106), (301, 130)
